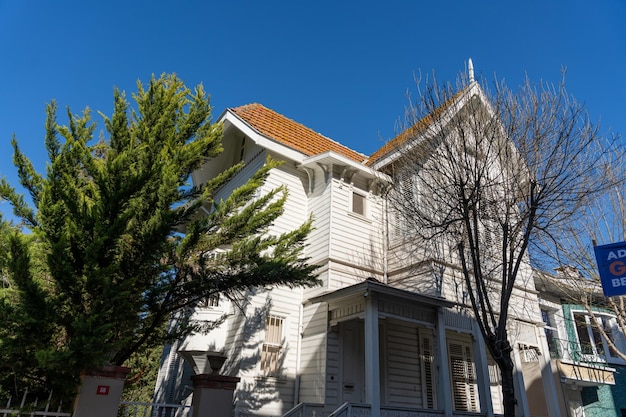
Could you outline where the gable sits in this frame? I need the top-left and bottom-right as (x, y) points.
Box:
(368, 84), (486, 170)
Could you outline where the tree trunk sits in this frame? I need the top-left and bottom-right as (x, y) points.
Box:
(497, 354), (516, 417)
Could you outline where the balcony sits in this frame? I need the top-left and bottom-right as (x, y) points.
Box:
(545, 337), (615, 386)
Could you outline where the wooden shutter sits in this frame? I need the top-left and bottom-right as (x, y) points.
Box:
(448, 340), (478, 412)
(419, 330), (436, 409)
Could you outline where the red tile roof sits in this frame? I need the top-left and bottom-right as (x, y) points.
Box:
(231, 103), (367, 163)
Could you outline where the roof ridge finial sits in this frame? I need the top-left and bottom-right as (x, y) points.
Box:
(468, 58), (475, 83)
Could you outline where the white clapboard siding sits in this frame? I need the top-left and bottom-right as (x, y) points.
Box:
(328, 181), (384, 262)
(305, 169), (334, 266)
(384, 321), (422, 408)
(260, 161), (309, 234)
(324, 329), (341, 410)
(298, 303), (329, 403)
(211, 149), (267, 202)
(230, 287), (302, 416)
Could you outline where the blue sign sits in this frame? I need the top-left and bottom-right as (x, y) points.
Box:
(594, 241), (626, 297)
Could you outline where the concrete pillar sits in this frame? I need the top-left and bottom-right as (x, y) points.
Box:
(191, 374), (240, 417)
(72, 365), (131, 417)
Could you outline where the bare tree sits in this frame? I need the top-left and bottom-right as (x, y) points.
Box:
(537, 156), (626, 362)
(378, 70), (620, 417)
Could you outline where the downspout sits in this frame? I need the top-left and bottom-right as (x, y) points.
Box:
(294, 294), (304, 405)
(383, 188), (389, 284)
(323, 163), (333, 290)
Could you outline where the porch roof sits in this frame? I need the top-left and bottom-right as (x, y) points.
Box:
(306, 278), (454, 308)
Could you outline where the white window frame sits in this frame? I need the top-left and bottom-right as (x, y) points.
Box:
(350, 190), (368, 218)
(572, 311), (625, 365)
(541, 308), (561, 359)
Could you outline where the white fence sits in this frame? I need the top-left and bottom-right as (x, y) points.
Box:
(0, 391), (70, 417)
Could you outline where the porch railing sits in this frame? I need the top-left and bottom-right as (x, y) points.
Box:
(546, 336), (613, 367)
(328, 403), (371, 417)
(381, 405), (445, 417)
(283, 403), (325, 417)
(327, 403), (448, 417)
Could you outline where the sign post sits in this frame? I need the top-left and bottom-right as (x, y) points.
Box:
(593, 241), (626, 297)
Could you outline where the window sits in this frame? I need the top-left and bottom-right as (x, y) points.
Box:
(541, 309), (560, 358)
(601, 316), (620, 359)
(448, 339), (479, 412)
(198, 294), (220, 308)
(573, 312), (622, 362)
(234, 136), (246, 164)
(261, 315), (284, 376)
(519, 344), (540, 363)
(398, 170), (417, 207)
(574, 313), (598, 357)
(351, 191), (366, 216)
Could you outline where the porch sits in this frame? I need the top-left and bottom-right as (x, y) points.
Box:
(283, 401), (489, 417)
(302, 279), (490, 417)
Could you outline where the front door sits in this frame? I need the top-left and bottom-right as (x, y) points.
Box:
(340, 321), (365, 403)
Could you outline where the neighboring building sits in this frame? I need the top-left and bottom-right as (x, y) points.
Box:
(536, 269), (626, 417)
(155, 80), (562, 417)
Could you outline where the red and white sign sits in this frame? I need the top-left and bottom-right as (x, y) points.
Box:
(96, 385), (110, 396)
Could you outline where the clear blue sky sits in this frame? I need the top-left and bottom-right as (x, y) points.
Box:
(1, 0), (625, 219)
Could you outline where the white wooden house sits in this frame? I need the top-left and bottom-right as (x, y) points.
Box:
(155, 80), (563, 417)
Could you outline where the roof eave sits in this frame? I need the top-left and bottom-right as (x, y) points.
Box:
(306, 279), (454, 308)
(300, 151), (391, 183)
(221, 108), (308, 164)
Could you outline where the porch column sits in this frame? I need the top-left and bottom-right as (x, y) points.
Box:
(364, 291), (380, 417)
(472, 320), (494, 416)
(436, 307), (453, 417)
(536, 326), (562, 417)
(512, 342), (531, 417)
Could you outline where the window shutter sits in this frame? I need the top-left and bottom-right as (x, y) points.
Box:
(464, 344), (478, 411)
(448, 340), (478, 412)
(420, 330), (436, 409)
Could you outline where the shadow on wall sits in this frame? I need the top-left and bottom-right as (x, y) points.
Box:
(219, 292), (296, 415)
(154, 291), (293, 415)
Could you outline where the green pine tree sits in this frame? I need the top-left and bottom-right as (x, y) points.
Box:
(0, 74), (319, 402)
